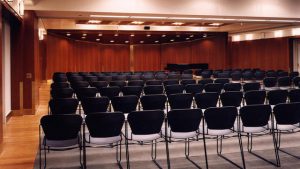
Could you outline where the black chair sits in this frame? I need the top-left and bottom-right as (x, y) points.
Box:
(99, 86), (121, 100)
(223, 83), (241, 91)
(168, 73), (180, 80)
(214, 78), (230, 87)
(146, 80), (162, 86)
(39, 114), (83, 169)
(128, 80), (144, 87)
(201, 70), (212, 79)
(165, 84), (185, 95)
(181, 74), (193, 79)
(81, 97), (110, 115)
(168, 93), (193, 110)
(231, 72), (242, 82)
(68, 75), (85, 84)
(266, 71), (277, 78)
(195, 92), (219, 110)
(140, 94), (167, 111)
(85, 76), (98, 85)
(112, 75), (127, 81)
(111, 95), (139, 114)
(127, 75), (141, 81)
(240, 104), (279, 166)
(203, 106), (245, 169)
(90, 81), (109, 91)
(204, 83), (223, 94)
(289, 72), (299, 79)
(126, 110), (165, 168)
(263, 77), (278, 90)
(181, 79), (196, 86)
(277, 76), (291, 90)
(198, 79), (213, 85)
(273, 102), (300, 165)
(166, 109), (206, 168)
(183, 69), (193, 74)
(243, 71), (254, 82)
(50, 88), (74, 99)
(52, 73), (67, 83)
(254, 71), (265, 81)
(267, 90), (288, 106)
(278, 71), (288, 77)
(155, 73), (167, 80)
(218, 72), (230, 78)
(98, 76), (112, 82)
(163, 79), (179, 86)
(122, 86), (143, 98)
(142, 73), (155, 81)
(185, 84), (203, 95)
(243, 82), (260, 92)
(194, 69), (202, 76)
(71, 81), (90, 93)
(51, 82), (70, 89)
(292, 76), (300, 87)
(75, 87), (98, 101)
(110, 81), (127, 89)
(49, 98), (79, 115)
(288, 89), (300, 102)
(144, 85), (164, 95)
(83, 112), (125, 168)
(220, 91), (243, 107)
(244, 90), (266, 105)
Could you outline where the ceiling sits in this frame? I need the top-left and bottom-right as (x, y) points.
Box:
(25, 0), (300, 42)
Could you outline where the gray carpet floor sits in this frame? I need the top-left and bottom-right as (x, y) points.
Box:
(34, 131), (300, 169)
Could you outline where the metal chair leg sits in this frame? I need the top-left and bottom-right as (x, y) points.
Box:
(164, 117), (171, 169)
(116, 141), (123, 169)
(238, 133), (246, 169)
(125, 122), (130, 169)
(202, 122), (209, 169)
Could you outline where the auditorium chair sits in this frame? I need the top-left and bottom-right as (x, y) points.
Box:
(49, 98), (79, 115)
(168, 93), (193, 110)
(146, 79), (162, 86)
(122, 86), (143, 98)
(195, 92), (219, 111)
(267, 90), (288, 107)
(289, 71), (299, 79)
(181, 79), (196, 86)
(244, 90), (266, 105)
(204, 83), (223, 94)
(111, 95), (139, 115)
(198, 79), (213, 85)
(109, 81), (127, 90)
(165, 84), (185, 96)
(98, 76), (112, 82)
(214, 78), (230, 87)
(127, 80), (144, 87)
(75, 87), (98, 101)
(223, 83), (242, 92)
(140, 94), (167, 111)
(185, 84), (204, 95)
(143, 85), (164, 95)
(220, 91), (243, 107)
(50, 88), (74, 99)
(263, 77), (278, 91)
(90, 81), (109, 91)
(163, 79), (179, 86)
(243, 82), (261, 92)
(181, 73), (193, 79)
(292, 76), (300, 88)
(127, 74), (141, 81)
(81, 97), (110, 115)
(277, 76), (291, 90)
(50, 82), (70, 89)
(288, 89), (300, 102)
(155, 73), (168, 80)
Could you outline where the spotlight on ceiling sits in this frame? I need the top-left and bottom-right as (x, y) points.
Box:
(132, 21), (144, 24)
(209, 23), (222, 26)
(96, 39), (100, 41)
(172, 22), (184, 26)
(87, 20), (101, 24)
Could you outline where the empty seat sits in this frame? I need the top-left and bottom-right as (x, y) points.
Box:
(168, 93), (193, 110)
(244, 90), (266, 105)
(81, 97), (110, 115)
(49, 98), (79, 115)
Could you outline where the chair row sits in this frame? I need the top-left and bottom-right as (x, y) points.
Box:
(40, 102), (300, 169)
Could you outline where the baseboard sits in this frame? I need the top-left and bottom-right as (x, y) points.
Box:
(23, 109), (35, 115)
(5, 111), (15, 123)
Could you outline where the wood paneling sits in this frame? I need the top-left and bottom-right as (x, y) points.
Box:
(230, 38), (290, 71)
(0, 4), (3, 148)
(133, 44), (161, 71)
(46, 34), (130, 78)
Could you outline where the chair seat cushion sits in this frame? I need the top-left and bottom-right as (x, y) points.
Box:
(128, 133), (161, 141)
(85, 134), (121, 145)
(45, 138), (78, 147)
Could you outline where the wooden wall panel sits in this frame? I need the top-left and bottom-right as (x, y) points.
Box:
(100, 45), (130, 72)
(133, 44), (161, 71)
(230, 38), (290, 71)
(0, 4), (3, 147)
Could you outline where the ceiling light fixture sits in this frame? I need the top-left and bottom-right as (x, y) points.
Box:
(172, 22), (184, 26)
(66, 33), (71, 36)
(274, 30), (283, 37)
(162, 34), (166, 37)
(81, 37), (86, 39)
(131, 21), (144, 24)
(140, 41), (144, 43)
(292, 28), (300, 36)
(169, 17), (203, 20)
(131, 16), (168, 19)
(110, 40), (115, 43)
(170, 39), (174, 42)
(176, 35), (180, 37)
(186, 38), (190, 40)
(125, 41), (129, 43)
(114, 33), (118, 36)
(190, 35), (194, 37)
(203, 34), (207, 37)
(96, 39), (100, 41)
(147, 34), (151, 37)
(245, 34), (253, 40)
(98, 33), (102, 36)
(155, 41), (159, 43)
(130, 34), (135, 37)
(209, 23), (222, 26)
(82, 33), (87, 36)
(87, 20), (101, 24)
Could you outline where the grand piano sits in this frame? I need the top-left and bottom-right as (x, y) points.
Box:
(165, 63), (208, 72)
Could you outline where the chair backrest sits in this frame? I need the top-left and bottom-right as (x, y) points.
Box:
(223, 83), (241, 91)
(142, 74), (155, 81)
(112, 75), (127, 81)
(204, 83), (223, 94)
(273, 103), (300, 125)
(76, 87), (98, 100)
(185, 84), (203, 95)
(254, 71), (265, 80)
(277, 76), (291, 87)
(181, 79), (196, 86)
(127, 75), (141, 81)
(146, 80), (162, 86)
(111, 95), (139, 113)
(266, 71), (277, 78)
(214, 78), (230, 86)
(220, 91), (243, 107)
(288, 89), (300, 103)
(218, 72), (230, 78)
(140, 94), (167, 110)
(195, 92), (219, 109)
(128, 110), (164, 135)
(49, 98), (79, 114)
(41, 114), (82, 140)
(99, 86), (120, 100)
(290, 72), (299, 79)
(85, 112), (125, 137)
(90, 81), (109, 90)
(168, 93), (193, 109)
(165, 84), (185, 95)
(242, 71), (254, 80)
(263, 77), (277, 87)
(181, 74), (193, 79)
(244, 90), (266, 105)
(122, 86), (143, 97)
(201, 70), (212, 78)
(243, 82), (260, 92)
(109, 81), (126, 89)
(71, 81), (89, 91)
(155, 73), (167, 80)
(198, 79), (213, 85)
(128, 80), (144, 86)
(204, 106), (237, 130)
(163, 79), (179, 86)
(81, 97), (110, 115)
(267, 89), (288, 105)
(51, 82), (70, 89)
(240, 104), (271, 127)
(231, 72), (242, 81)
(168, 109), (202, 132)
(143, 85), (164, 95)
(98, 76), (112, 82)
(292, 76), (300, 86)
(50, 88), (74, 99)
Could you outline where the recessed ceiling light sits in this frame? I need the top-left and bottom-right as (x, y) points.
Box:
(131, 21), (144, 24)
(125, 41), (129, 43)
(81, 37), (86, 39)
(96, 39), (100, 41)
(203, 34), (207, 37)
(172, 22), (184, 26)
(110, 40), (114, 43)
(114, 33), (118, 36)
(98, 33), (102, 36)
(82, 33), (87, 36)
(87, 20), (101, 24)
(176, 35), (180, 37)
(131, 16), (168, 19)
(90, 15), (129, 18)
(162, 34), (166, 37)
(209, 23), (222, 26)
(190, 35), (194, 37)
(147, 34), (151, 37)
(66, 33), (71, 36)
(140, 41), (144, 43)
(186, 37), (190, 40)
(169, 17), (203, 20)
(170, 39), (174, 42)
(155, 41), (159, 43)
(130, 34), (135, 37)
